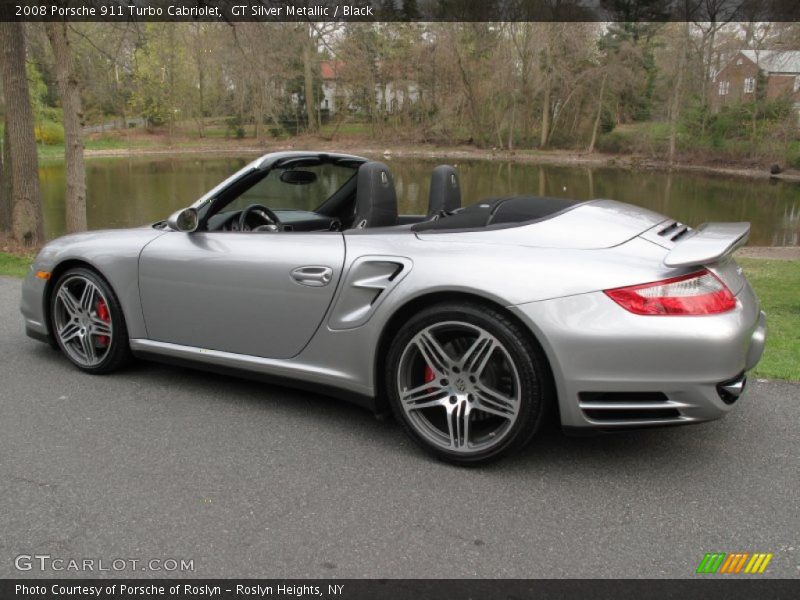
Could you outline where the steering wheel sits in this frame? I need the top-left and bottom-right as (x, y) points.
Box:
(238, 204), (282, 232)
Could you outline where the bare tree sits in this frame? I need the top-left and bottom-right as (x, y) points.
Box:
(46, 20), (87, 233)
(0, 122), (11, 233)
(302, 25), (318, 132)
(0, 20), (43, 246)
(588, 71), (608, 153)
(539, 25), (553, 148)
(668, 21), (691, 165)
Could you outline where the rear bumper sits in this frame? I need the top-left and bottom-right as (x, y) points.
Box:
(510, 281), (766, 430)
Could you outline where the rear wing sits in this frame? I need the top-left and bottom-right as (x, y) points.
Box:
(663, 222), (750, 267)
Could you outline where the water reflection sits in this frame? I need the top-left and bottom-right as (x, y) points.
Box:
(38, 155), (800, 246)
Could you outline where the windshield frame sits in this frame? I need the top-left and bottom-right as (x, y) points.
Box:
(193, 152), (367, 230)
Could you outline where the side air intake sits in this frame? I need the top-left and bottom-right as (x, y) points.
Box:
(328, 256), (412, 330)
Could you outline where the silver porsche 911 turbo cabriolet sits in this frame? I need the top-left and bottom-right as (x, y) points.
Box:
(21, 151), (766, 464)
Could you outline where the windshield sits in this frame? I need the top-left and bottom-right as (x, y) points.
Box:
(224, 163), (357, 213)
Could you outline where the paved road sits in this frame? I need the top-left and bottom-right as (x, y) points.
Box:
(0, 276), (797, 579)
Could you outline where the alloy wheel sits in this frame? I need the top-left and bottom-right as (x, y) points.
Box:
(396, 320), (522, 454)
(53, 275), (114, 367)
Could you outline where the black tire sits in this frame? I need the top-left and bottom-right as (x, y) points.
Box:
(50, 267), (132, 374)
(385, 301), (551, 466)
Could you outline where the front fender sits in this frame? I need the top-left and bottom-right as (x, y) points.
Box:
(21, 228), (167, 340)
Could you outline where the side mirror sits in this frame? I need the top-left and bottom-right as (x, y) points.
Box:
(167, 207), (198, 232)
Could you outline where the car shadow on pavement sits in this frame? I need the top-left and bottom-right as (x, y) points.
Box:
(28, 342), (744, 477)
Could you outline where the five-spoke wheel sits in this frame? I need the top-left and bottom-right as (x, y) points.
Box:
(50, 268), (131, 373)
(387, 302), (550, 465)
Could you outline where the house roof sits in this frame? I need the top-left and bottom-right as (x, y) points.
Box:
(320, 60), (344, 80)
(740, 50), (800, 74)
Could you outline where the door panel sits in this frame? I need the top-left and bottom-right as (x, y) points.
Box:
(138, 232), (344, 359)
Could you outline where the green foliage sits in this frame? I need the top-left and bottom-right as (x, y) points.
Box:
(679, 99), (795, 157)
(785, 142), (800, 170)
(596, 130), (631, 153)
(129, 24), (192, 127)
(600, 108), (616, 134)
(35, 120), (65, 145)
(224, 115), (246, 139)
(27, 61), (62, 130)
(595, 123), (666, 154)
(27, 61), (50, 122)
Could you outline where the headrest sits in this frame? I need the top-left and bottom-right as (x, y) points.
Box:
(428, 165), (462, 216)
(353, 162), (398, 229)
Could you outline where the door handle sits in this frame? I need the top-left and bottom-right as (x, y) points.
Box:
(291, 266), (333, 287)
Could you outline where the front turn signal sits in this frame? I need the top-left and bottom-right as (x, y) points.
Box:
(35, 271), (51, 280)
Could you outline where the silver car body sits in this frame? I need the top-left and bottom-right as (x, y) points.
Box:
(21, 152), (767, 431)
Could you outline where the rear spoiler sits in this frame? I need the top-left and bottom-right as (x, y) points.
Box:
(663, 222), (750, 267)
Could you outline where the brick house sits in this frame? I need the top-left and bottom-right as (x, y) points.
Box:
(710, 50), (800, 114)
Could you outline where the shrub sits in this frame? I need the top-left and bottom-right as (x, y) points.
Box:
(35, 120), (65, 145)
(225, 115), (244, 138)
(595, 130), (631, 154)
(786, 142), (800, 170)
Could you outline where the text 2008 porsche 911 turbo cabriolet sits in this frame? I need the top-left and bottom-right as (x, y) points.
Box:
(21, 151), (766, 464)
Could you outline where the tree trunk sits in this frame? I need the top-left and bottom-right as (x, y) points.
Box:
(167, 26), (176, 143)
(0, 21), (43, 247)
(303, 28), (318, 133)
(540, 36), (552, 149)
(588, 71), (608, 153)
(194, 24), (205, 138)
(0, 121), (11, 233)
(46, 21), (87, 233)
(668, 24), (689, 165)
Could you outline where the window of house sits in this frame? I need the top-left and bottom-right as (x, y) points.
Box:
(794, 76), (800, 93)
(718, 80), (730, 96)
(736, 58), (743, 65)
(744, 77), (756, 93)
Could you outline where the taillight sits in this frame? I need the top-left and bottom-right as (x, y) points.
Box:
(604, 269), (736, 316)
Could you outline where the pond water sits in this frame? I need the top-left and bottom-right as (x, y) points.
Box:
(39, 154), (800, 246)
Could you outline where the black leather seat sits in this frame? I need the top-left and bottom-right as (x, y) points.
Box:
(352, 161), (398, 228)
(427, 165), (461, 218)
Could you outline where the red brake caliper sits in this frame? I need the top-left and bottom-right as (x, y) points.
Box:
(96, 298), (110, 347)
(423, 365), (435, 386)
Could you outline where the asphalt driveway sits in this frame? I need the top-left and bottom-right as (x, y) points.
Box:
(0, 276), (797, 578)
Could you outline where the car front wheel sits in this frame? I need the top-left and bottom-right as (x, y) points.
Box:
(386, 302), (550, 465)
(50, 267), (131, 374)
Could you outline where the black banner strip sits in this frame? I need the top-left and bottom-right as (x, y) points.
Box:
(4, 0), (800, 23)
(2, 579), (800, 600)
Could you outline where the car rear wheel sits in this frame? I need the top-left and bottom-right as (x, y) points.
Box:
(386, 302), (549, 465)
(50, 267), (131, 374)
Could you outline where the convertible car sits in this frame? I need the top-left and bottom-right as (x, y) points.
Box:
(21, 151), (766, 464)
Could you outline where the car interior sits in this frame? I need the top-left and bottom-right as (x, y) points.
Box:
(193, 155), (580, 235)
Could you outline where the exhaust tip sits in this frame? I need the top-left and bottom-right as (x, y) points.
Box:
(717, 372), (747, 405)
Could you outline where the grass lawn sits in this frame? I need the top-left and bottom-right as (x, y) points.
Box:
(738, 258), (800, 381)
(38, 136), (162, 160)
(0, 252), (32, 278)
(0, 252), (796, 380)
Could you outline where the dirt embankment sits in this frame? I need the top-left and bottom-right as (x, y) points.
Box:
(736, 247), (800, 261)
(80, 132), (800, 183)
